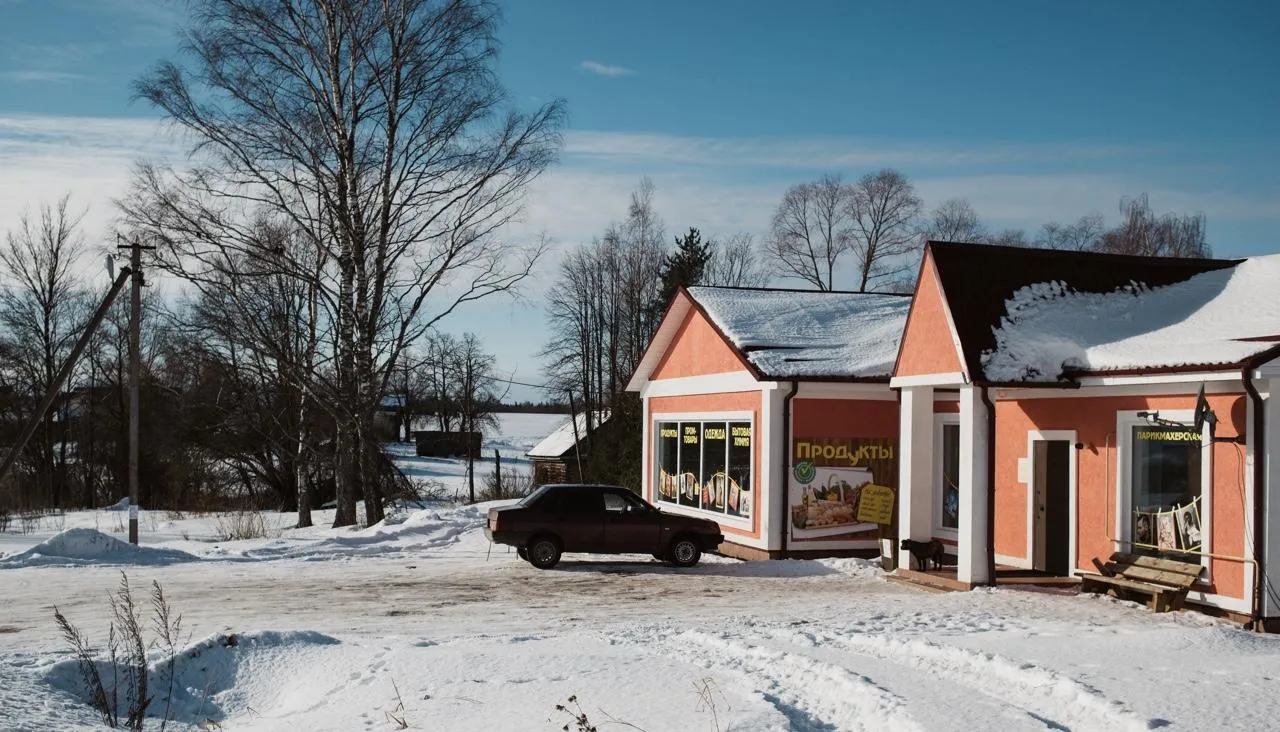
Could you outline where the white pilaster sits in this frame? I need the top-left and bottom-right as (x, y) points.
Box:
(762, 385), (787, 551)
(1261, 379), (1280, 617)
(958, 386), (992, 584)
(898, 386), (935, 569)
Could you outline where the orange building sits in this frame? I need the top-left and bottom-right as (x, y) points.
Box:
(627, 286), (911, 559)
(892, 242), (1280, 625)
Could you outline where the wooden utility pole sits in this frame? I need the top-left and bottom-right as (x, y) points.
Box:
(118, 237), (155, 545)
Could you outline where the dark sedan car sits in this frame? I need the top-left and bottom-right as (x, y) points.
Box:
(485, 484), (724, 569)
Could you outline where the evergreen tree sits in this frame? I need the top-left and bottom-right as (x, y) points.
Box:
(652, 227), (712, 318)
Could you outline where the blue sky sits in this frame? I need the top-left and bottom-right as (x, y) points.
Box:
(1, 0), (1278, 401)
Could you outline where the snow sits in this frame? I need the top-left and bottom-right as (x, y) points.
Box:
(0, 528), (199, 568)
(983, 254), (1280, 382)
(525, 411), (607, 459)
(3, 411), (1280, 730)
(689, 286), (912, 379)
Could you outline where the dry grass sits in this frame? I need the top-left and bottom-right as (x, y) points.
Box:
(212, 510), (270, 541)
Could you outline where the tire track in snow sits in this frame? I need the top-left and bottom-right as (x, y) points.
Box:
(769, 627), (1156, 732)
(660, 629), (924, 732)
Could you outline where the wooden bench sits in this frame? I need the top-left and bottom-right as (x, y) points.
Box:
(1078, 552), (1203, 612)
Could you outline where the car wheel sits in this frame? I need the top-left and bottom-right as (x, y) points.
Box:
(669, 537), (701, 568)
(526, 537), (561, 569)
(517, 547), (528, 561)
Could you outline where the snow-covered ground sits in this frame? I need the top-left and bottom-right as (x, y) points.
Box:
(2, 413), (1280, 730)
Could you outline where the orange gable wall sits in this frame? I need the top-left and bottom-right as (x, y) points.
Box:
(651, 306), (749, 380)
(994, 393), (1248, 600)
(896, 254), (966, 378)
(648, 391), (763, 540)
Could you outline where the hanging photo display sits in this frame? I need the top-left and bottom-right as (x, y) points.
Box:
(1132, 496), (1202, 553)
(654, 420), (752, 519)
(790, 436), (897, 541)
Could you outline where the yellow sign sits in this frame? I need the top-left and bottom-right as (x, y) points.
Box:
(856, 484), (895, 525)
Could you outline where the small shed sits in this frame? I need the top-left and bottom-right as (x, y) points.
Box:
(526, 412), (609, 485)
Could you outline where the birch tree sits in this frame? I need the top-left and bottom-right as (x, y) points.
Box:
(120, 0), (564, 527)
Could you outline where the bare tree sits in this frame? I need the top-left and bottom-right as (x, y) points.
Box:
(705, 233), (769, 287)
(455, 333), (497, 503)
(121, 0), (564, 527)
(987, 229), (1032, 248)
(1035, 215), (1105, 251)
(1095, 194), (1209, 257)
(766, 175), (855, 291)
(922, 198), (987, 244)
(0, 196), (89, 509)
(849, 169), (923, 292)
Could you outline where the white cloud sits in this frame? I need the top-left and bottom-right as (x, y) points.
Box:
(0, 115), (182, 243)
(578, 60), (637, 77)
(1, 114), (1275, 383)
(0, 70), (86, 83)
(563, 131), (1139, 171)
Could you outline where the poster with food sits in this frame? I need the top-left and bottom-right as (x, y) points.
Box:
(789, 463), (874, 539)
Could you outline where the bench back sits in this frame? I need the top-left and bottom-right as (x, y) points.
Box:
(1108, 553), (1202, 589)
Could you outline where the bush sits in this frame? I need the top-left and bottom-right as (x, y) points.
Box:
(479, 468), (534, 501)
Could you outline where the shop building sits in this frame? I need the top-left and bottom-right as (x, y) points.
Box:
(892, 241), (1280, 624)
(626, 286), (911, 560)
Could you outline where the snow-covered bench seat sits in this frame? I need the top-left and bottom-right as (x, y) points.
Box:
(1079, 552), (1202, 613)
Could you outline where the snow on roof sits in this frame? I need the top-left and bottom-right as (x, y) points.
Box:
(526, 412), (609, 459)
(688, 287), (912, 379)
(982, 254), (1280, 382)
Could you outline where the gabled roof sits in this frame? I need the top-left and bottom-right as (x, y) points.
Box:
(526, 412), (610, 460)
(627, 286), (912, 389)
(924, 241), (1280, 383)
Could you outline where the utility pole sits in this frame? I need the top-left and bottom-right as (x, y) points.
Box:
(118, 236), (155, 545)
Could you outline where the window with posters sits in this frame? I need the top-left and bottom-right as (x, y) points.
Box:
(654, 419), (753, 519)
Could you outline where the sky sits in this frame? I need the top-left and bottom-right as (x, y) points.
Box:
(0, 0), (1277, 403)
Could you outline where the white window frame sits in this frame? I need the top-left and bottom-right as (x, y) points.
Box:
(651, 410), (755, 530)
(1115, 409), (1213, 575)
(933, 413), (961, 539)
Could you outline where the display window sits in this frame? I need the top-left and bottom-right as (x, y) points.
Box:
(654, 419), (753, 519)
(1117, 411), (1210, 570)
(1130, 425), (1204, 556)
(934, 415), (960, 535)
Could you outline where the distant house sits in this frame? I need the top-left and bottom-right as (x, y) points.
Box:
(526, 412), (610, 485)
(374, 394), (407, 440)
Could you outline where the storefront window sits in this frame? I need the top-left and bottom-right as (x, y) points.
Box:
(654, 419), (752, 519)
(679, 423), (701, 507)
(1130, 426), (1203, 555)
(939, 423), (960, 530)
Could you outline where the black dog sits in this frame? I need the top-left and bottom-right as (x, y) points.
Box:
(900, 538), (945, 571)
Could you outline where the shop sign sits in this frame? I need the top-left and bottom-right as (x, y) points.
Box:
(790, 436), (897, 541)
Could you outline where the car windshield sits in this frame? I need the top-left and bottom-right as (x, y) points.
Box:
(515, 484), (555, 507)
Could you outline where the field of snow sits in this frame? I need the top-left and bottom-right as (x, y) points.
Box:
(1, 410), (1280, 730)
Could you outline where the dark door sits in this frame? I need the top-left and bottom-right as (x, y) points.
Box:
(603, 490), (661, 553)
(555, 487), (605, 552)
(1044, 441), (1072, 576)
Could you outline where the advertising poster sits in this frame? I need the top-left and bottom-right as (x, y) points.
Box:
(790, 436), (897, 542)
